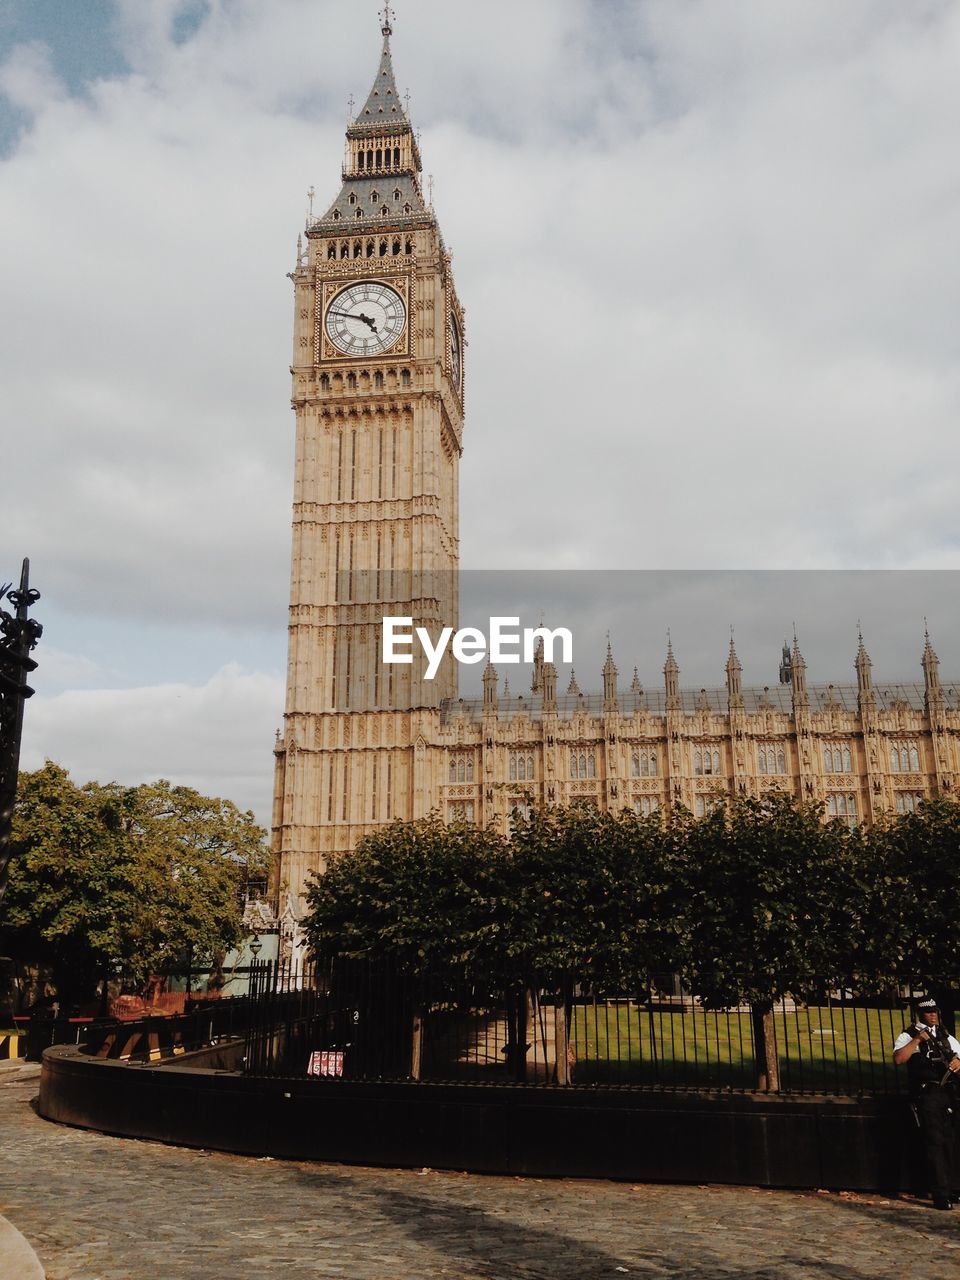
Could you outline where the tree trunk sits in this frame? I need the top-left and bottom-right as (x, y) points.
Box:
(751, 1000), (780, 1092)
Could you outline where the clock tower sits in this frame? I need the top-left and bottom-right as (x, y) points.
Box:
(272, 9), (465, 911)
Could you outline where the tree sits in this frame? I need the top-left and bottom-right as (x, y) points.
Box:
(861, 798), (960, 987)
(505, 803), (686, 990)
(1, 762), (271, 1007)
(303, 815), (508, 978)
(676, 792), (865, 1088)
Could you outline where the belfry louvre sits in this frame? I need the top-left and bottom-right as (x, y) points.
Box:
(269, 15), (959, 918)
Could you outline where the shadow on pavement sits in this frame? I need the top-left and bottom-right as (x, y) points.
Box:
(293, 1169), (899, 1280)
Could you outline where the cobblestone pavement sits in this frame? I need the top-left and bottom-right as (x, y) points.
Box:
(2, 1063), (959, 1280)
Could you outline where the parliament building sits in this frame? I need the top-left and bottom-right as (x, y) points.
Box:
(269, 13), (959, 922)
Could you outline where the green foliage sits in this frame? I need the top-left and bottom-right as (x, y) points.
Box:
(861, 798), (960, 981)
(505, 804), (686, 988)
(302, 793), (960, 995)
(675, 792), (866, 1007)
(304, 816), (508, 978)
(3, 762), (271, 1001)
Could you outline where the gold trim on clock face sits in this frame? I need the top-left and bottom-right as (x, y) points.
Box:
(325, 281), (407, 357)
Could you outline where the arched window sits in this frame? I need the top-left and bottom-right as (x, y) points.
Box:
(353, 240), (362, 257)
(393, 188), (401, 201)
(332, 210), (341, 222)
(371, 191), (379, 203)
(349, 193), (357, 205)
(401, 369), (411, 387)
(358, 151), (365, 171)
(777, 747), (785, 773)
(346, 373), (356, 390)
(631, 751), (640, 776)
(713, 750), (721, 774)
(909, 745), (919, 771)
(319, 373), (330, 391)
(394, 147), (400, 166)
(449, 759), (457, 784)
(569, 751), (578, 779)
(758, 746), (768, 774)
(404, 205), (412, 215)
(379, 239), (388, 256)
(376, 148), (383, 167)
(340, 242), (349, 259)
(365, 239), (374, 255)
(328, 244), (337, 259)
(823, 746), (834, 773)
(356, 209), (364, 219)
(827, 793), (858, 828)
(374, 371), (384, 388)
(392, 239), (401, 255)
(842, 746), (851, 772)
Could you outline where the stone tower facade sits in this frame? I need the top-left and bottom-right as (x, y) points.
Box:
(272, 13), (465, 909)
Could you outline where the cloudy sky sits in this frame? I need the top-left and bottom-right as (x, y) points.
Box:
(2, 0), (958, 824)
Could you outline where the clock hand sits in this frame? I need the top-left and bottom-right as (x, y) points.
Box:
(328, 309), (379, 332)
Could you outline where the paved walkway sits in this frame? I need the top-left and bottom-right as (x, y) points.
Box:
(2, 1062), (959, 1280)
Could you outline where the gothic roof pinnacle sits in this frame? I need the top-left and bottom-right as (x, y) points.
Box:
(566, 669), (581, 696)
(664, 632), (678, 674)
(726, 629), (742, 672)
(923, 619), (939, 665)
(355, 7), (406, 126)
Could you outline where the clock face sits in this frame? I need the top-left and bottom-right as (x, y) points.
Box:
(450, 315), (462, 391)
(325, 281), (406, 357)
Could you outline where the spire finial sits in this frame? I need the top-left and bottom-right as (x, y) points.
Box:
(381, 3), (395, 37)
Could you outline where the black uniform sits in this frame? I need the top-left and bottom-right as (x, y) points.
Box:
(900, 1023), (959, 1206)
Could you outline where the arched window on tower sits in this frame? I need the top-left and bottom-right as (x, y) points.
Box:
(374, 371), (384, 388)
(356, 209), (364, 219)
(328, 244), (336, 259)
(349, 193), (357, 205)
(394, 147), (401, 166)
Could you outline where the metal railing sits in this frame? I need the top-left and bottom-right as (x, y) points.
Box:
(25, 994), (255, 1062)
(242, 958), (947, 1095)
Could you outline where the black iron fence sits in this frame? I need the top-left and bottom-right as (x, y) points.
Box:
(26, 994), (256, 1062)
(242, 958), (953, 1096)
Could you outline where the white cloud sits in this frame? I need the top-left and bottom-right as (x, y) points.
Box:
(0, 40), (65, 114)
(20, 665), (283, 826)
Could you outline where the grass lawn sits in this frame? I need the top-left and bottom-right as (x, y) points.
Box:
(569, 1001), (910, 1092)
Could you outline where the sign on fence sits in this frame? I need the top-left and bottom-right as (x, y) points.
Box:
(308, 1050), (344, 1077)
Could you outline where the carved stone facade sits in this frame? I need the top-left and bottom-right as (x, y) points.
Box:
(271, 19), (959, 915)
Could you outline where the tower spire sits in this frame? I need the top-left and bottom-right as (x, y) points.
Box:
(855, 626), (875, 713)
(726, 631), (743, 709)
(380, 3), (395, 37)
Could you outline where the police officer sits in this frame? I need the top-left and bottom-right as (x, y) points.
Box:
(893, 996), (960, 1210)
